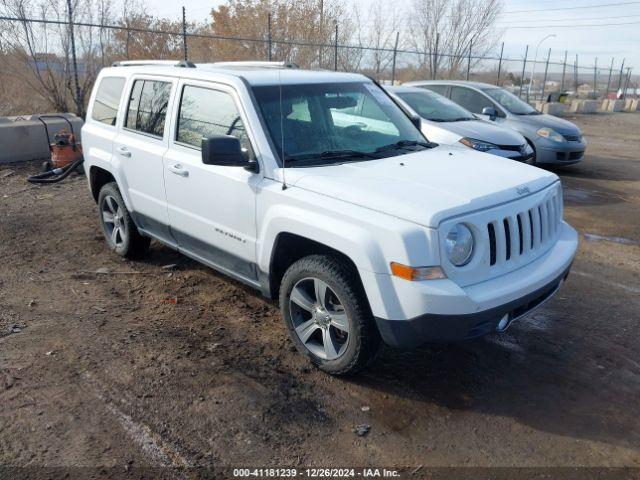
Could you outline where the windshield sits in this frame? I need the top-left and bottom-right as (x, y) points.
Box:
(252, 82), (428, 166)
(396, 90), (475, 122)
(483, 88), (538, 115)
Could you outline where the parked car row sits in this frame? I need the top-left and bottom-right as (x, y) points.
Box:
(82, 61), (579, 375)
(402, 80), (587, 166)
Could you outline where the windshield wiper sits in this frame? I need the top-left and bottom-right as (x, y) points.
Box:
(285, 149), (376, 164)
(450, 117), (475, 122)
(374, 140), (435, 153)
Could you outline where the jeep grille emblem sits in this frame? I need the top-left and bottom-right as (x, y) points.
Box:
(516, 186), (530, 196)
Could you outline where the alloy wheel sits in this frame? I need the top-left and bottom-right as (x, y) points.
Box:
(289, 277), (350, 360)
(101, 195), (127, 248)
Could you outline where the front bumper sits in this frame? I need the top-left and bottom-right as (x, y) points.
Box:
(490, 146), (535, 163)
(375, 263), (571, 348)
(535, 139), (587, 165)
(367, 222), (578, 348)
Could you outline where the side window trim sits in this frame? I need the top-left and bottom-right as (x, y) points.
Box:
(121, 76), (174, 141)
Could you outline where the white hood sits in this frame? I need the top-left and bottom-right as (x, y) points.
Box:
(285, 145), (558, 228)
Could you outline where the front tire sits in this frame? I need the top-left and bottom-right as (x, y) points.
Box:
(98, 182), (150, 259)
(280, 254), (381, 375)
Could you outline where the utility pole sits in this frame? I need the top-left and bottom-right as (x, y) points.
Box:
(616, 58), (626, 93)
(433, 32), (439, 80)
(333, 21), (338, 71)
(267, 13), (272, 61)
(496, 42), (504, 86)
(540, 48), (551, 102)
(593, 57), (598, 100)
(560, 50), (568, 92)
(518, 45), (528, 98)
(318, 0), (324, 68)
(605, 57), (614, 98)
(391, 32), (400, 84)
(66, 0), (82, 116)
(182, 6), (188, 61)
(466, 39), (473, 81)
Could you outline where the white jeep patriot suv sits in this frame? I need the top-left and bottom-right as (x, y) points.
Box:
(82, 60), (578, 375)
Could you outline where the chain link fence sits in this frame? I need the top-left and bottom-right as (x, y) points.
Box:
(0, 6), (637, 117)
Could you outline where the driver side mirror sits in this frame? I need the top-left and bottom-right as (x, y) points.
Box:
(482, 106), (498, 121)
(201, 135), (258, 173)
(409, 115), (422, 130)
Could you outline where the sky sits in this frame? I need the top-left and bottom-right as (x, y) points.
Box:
(139, 0), (640, 76)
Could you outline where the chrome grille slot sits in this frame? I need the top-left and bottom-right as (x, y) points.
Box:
(503, 218), (511, 261)
(516, 214), (524, 255)
(488, 223), (497, 266)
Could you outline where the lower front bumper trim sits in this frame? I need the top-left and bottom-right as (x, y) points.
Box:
(375, 264), (572, 348)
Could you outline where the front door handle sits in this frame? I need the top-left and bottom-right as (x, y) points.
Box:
(168, 163), (189, 177)
(117, 146), (131, 158)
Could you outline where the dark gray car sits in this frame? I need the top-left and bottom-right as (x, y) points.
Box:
(404, 80), (587, 166)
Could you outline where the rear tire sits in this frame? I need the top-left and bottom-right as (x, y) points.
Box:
(98, 182), (150, 259)
(280, 254), (381, 375)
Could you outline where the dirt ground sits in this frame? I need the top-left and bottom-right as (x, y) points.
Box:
(1, 113), (639, 479)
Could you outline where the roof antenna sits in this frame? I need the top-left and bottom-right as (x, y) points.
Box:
(279, 66), (287, 190)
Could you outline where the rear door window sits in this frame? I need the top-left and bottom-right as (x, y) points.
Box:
(125, 79), (172, 138)
(91, 77), (126, 126)
(450, 86), (494, 114)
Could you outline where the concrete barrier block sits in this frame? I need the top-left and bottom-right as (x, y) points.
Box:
(567, 100), (583, 113)
(581, 100), (599, 114)
(605, 100), (625, 112)
(0, 113), (83, 164)
(541, 102), (566, 116)
(623, 99), (640, 112)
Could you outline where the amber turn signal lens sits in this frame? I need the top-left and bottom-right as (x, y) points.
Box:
(390, 262), (446, 281)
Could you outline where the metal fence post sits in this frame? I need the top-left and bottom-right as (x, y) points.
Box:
(617, 58), (626, 93)
(267, 13), (272, 61)
(518, 45), (528, 98)
(433, 32), (439, 80)
(540, 48), (550, 102)
(391, 31), (399, 84)
(333, 21), (338, 71)
(66, 0), (82, 116)
(560, 50), (567, 92)
(605, 57), (614, 98)
(496, 42), (504, 86)
(574, 54), (579, 91)
(466, 39), (473, 80)
(593, 57), (598, 99)
(182, 6), (188, 61)
(623, 67), (632, 100)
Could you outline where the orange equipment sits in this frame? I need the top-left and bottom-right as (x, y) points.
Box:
(38, 115), (84, 172)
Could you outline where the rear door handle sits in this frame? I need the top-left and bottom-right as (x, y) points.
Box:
(168, 163), (189, 177)
(117, 146), (131, 157)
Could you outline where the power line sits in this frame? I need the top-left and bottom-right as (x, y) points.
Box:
(507, 20), (640, 28)
(502, 1), (640, 14)
(497, 13), (640, 23)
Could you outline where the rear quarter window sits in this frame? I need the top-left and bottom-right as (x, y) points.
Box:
(91, 77), (126, 126)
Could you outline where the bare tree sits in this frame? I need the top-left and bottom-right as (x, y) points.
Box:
(0, 0), (116, 116)
(409, 0), (503, 79)
(355, 0), (401, 78)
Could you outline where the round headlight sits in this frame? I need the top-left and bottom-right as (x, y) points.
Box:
(445, 224), (474, 266)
